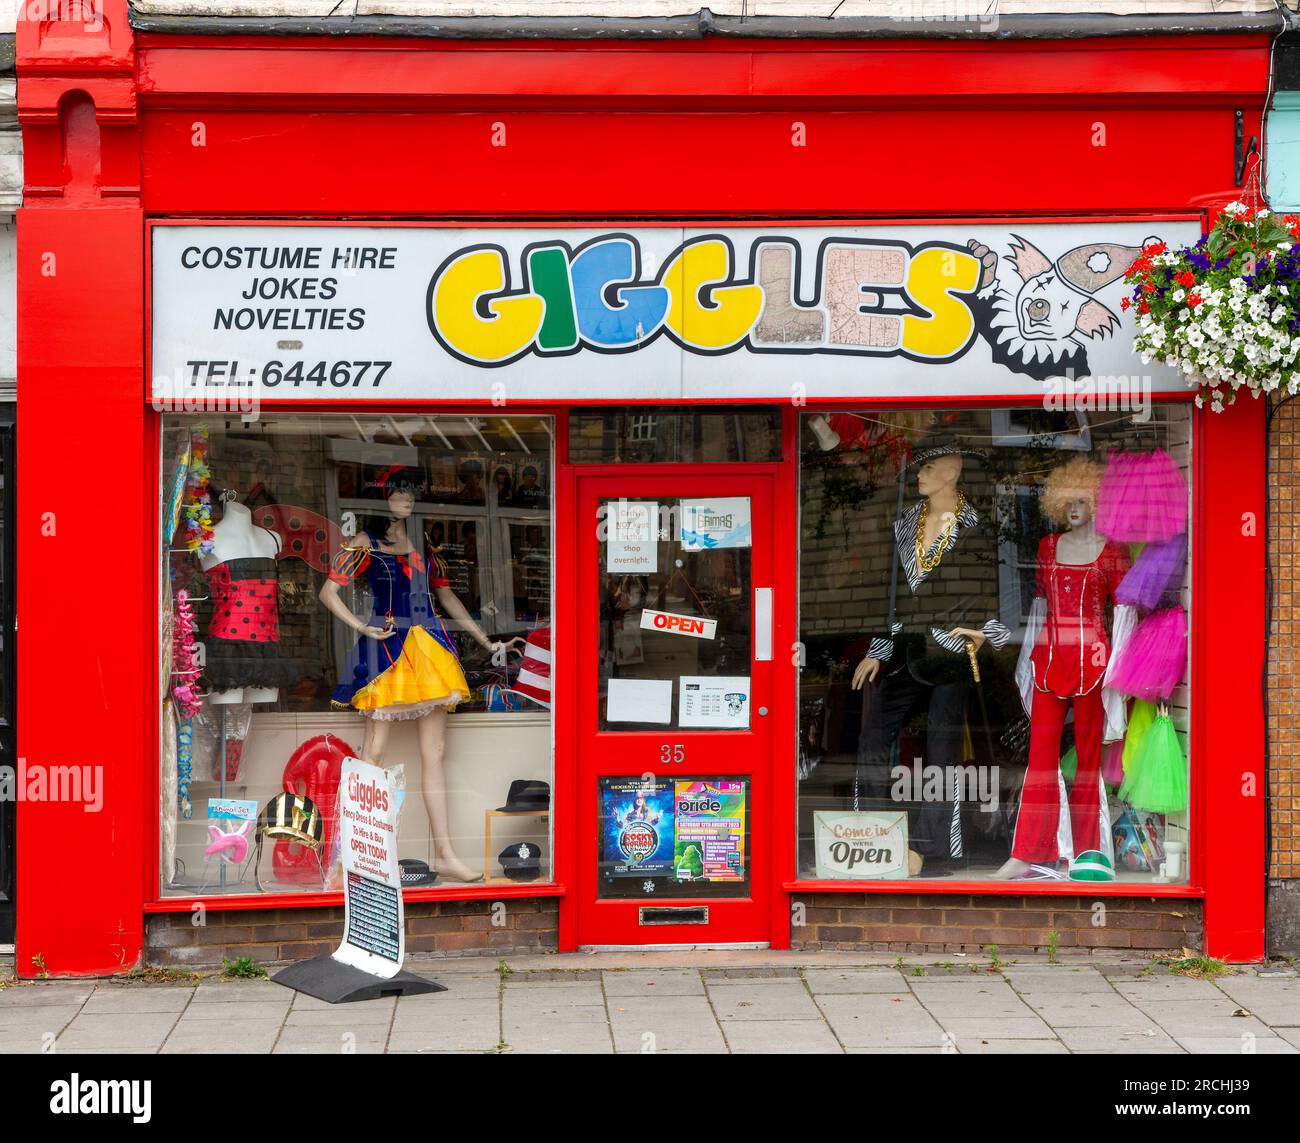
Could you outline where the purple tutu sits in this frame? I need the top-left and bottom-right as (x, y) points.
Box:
(1107, 606), (1188, 702)
(1096, 450), (1188, 544)
(1116, 532), (1188, 610)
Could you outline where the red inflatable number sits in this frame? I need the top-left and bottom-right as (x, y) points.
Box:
(272, 734), (354, 885)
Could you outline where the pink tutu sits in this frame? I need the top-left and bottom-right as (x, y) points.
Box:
(1116, 532), (1187, 610)
(1102, 739), (1125, 787)
(1096, 450), (1188, 544)
(1107, 606), (1188, 702)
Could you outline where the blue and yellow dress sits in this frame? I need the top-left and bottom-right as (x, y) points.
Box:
(329, 542), (470, 720)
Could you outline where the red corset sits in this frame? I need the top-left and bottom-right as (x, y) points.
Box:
(1030, 533), (1129, 697)
(207, 557), (280, 643)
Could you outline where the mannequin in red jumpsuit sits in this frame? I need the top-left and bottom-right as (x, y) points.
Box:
(997, 457), (1131, 880)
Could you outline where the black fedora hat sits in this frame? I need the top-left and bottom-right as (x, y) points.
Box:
(399, 858), (439, 888)
(497, 779), (551, 813)
(498, 841), (544, 882)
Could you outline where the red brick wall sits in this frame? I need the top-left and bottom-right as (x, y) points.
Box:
(791, 893), (1202, 953)
(146, 898), (558, 967)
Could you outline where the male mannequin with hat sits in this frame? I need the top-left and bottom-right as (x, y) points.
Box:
(851, 430), (1011, 873)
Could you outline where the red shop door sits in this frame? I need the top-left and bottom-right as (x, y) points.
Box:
(574, 470), (776, 947)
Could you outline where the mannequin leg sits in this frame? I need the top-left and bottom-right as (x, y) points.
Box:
(999, 689), (1069, 876)
(418, 706), (480, 882)
(1066, 688), (1106, 854)
(361, 717), (390, 764)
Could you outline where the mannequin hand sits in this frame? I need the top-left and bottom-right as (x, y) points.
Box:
(852, 656), (882, 690)
(949, 627), (986, 651)
(359, 623), (395, 640)
(488, 637), (526, 664)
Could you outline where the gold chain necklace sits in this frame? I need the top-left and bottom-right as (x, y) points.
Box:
(914, 492), (967, 574)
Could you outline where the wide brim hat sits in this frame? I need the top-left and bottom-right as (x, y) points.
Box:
(907, 432), (988, 469)
(497, 779), (551, 813)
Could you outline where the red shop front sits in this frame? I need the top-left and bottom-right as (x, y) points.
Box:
(14, 7), (1270, 974)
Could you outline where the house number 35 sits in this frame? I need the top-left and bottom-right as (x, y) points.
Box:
(659, 743), (685, 765)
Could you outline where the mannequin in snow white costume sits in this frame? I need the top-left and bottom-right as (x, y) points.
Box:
(319, 466), (521, 883)
(997, 457), (1135, 879)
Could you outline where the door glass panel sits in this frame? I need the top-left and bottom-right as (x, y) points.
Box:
(597, 497), (753, 732)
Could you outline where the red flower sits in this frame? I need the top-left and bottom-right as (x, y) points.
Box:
(1187, 292), (1204, 308)
(1142, 281), (1156, 294)
(1120, 296), (1132, 311)
(1175, 271), (1196, 288)
(1143, 241), (1167, 257)
(1138, 300), (1150, 314)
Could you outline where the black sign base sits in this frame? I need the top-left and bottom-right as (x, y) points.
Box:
(272, 954), (447, 1004)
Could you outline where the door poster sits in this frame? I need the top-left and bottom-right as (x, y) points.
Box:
(674, 780), (747, 882)
(599, 777), (748, 885)
(601, 777), (675, 877)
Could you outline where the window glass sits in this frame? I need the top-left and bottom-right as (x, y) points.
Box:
(569, 408), (782, 463)
(159, 415), (553, 897)
(798, 407), (1192, 885)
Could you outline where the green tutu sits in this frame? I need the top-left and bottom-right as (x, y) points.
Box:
(1059, 745), (1077, 784)
(1119, 699), (1158, 798)
(1122, 712), (1188, 814)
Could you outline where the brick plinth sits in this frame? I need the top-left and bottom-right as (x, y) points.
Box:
(145, 898), (559, 968)
(791, 893), (1202, 954)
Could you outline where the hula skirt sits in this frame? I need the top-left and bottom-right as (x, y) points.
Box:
(332, 622), (470, 721)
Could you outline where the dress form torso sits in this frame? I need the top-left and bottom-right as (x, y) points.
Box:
(202, 500), (282, 705)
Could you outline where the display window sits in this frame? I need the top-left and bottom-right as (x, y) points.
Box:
(797, 406), (1192, 886)
(158, 414), (553, 897)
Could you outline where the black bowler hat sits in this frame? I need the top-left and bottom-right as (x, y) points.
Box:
(497, 780), (551, 813)
(498, 841), (544, 882)
(399, 858), (439, 887)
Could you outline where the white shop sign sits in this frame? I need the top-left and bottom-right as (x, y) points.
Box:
(334, 757), (405, 979)
(813, 811), (909, 880)
(150, 221), (1198, 403)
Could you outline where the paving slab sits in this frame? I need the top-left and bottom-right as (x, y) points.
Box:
(272, 1027), (390, 1054)
(937, 1016), (1056, 1040)
(160, 1017), (285, 1053)
(705, 980), (821, 1021)
(0, 985), (95, 1007)
(1175, 1035), (1298, 1054)
(1054, 1026), (1181, 1052)
(721, 1019), (841, 1053)
(956, 1038), (1068, 1054)
(802, 969), (909, 994)
(1113, 977), (1230, 1001)
(80, 988), (195, 1014)
(602, 969), (705, 996)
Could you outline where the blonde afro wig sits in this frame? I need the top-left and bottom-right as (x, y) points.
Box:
(1041, 456), (1104, 526)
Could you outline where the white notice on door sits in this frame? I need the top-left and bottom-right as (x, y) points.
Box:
(607, 500), (660, 573)
(678, 676), (751, 729)
(607, 677), (673, 724)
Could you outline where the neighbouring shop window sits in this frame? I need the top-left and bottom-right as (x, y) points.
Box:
(798, 407), (1192, 886)
(569, 407), (782, 463)
(159, 414), (553, 897)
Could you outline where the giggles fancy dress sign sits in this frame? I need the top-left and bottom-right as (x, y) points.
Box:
(151, 222), (1197, 403)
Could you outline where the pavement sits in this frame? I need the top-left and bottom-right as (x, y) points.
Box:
(2, 950), (1299, 1054)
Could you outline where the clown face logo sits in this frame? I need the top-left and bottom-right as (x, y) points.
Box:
(619, 821), (659, 866)
(966, 233), (1153, 382)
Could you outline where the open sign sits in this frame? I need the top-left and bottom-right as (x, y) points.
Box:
(639, 608), (718, 641)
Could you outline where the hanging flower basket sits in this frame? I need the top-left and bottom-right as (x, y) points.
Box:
(1122, 202), (1300, 411)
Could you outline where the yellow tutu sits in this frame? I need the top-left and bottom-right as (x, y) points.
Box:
(349, 625), (470, 720)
